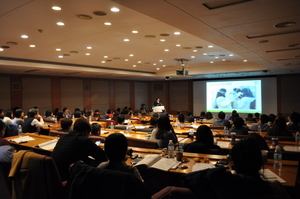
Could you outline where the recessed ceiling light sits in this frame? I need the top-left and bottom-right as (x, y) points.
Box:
(76, 14), (92, 20)
(176, 44), (181, 47)
(208, 45), (213, 48)
(258, 40), (269, 44)
(153, 63), (157, 65)
(156, 68), (160, 70)
(104, 22), (111, 25)
(160, 33), (170, 36)
(52, 6), (61, 11)
(163, 65), (166, 67)
(133, 65), (136, 67)
(125, 59), (129, 61)
(138, 61), (142, 63)
(93, 11), (107, 16)
(222, 59), (226, 61)
(129, 54), (134, 57)
(0, 48), (3, 51)
(193, 50), (197, 52)
(21, 35), (28, 38)
(215, 57), (219, 59)
(191, 56), (195, 58)
(164, 49), (169, 51)
(195, 46), (203, 49)
(110, 7), (120, 12)
(63, 54), (70, 56)
(57, 22), (64, 26)
(87, 46), (92, 49)
(124, 39), (129, 42)
(243, 60), (247, 62)
(174, 32), (180, 35)
(203, 53), (207, 55)
(56, 48), (61, 51)
(210, 61), (214, 63)
(145, 35), (156, 38)
(104, 56), (108, 58)
(86, 53), (90, 55)
(160, 39), (165, 42)
(6, 42), (18, 45)
(69, 51), (78, 54)
(102, 61), (105, 63)
(229, 54), (233, 56)
(132, 30), (138, 33)
(159, 60), (163, 62)
(29, 45), (35, 48)
(274, 22), (296, 28)
(58, 55), (63, 58)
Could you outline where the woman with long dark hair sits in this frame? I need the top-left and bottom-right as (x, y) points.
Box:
(155, 114), (178, 148)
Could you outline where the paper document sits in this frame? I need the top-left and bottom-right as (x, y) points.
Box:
(135, 154), (177, 171)
(192, 163), (215, 172)
(261, 169), (286, 183)
(283, 146), (300, 152)
(38, 139), (58, 150)
(217, 141), (230, 148)
(9, 136), (35, 143)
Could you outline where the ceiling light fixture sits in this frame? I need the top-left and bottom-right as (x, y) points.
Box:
(132, 30), (138, 33)
(104, 56), (108, 58)
(124, 39), (129, 42)
(176, 44), (181, 47)
(208, 45), (213, 48)
(193, 50), (197, 52)
(210, 61), (214, 63)
(164, 49), (169, 51)
(29, 45), (35, 48)
(125, 59), (129, 61)
(229, 54), (233, 56)
(159, 60), (163, 62)
(52, 6), (61, 11)
(160, 39), (165, 42)
(203, 53), (208, 55)
(93, 11), (107, 16)
(111, 7), (120, 12)
(138, 61), (142, 63)
(191, 56), (195, 58)
(104, 22), (111, 25)
(133, 65), (136, 67)
(156, 68), (160, 70)
(76, 14), (92, 20)
(21, 35), (28, 38)
(174, 32), (180, 35)
(163, 65), (166, 67)
(56, 22), (64, 26)
(102, 61), (105, 63)
(86, 53), (90, 55)
(56, 48), (61, 51)
(58, 55), (63, 58)
(129, 54), (134, 57)
(0, 48), (3, 51)
(243, 60), (247, 62)
(87, 46), (92, 49)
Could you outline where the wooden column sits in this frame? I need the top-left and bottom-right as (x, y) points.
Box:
(10, 76), (23, 109)
(83, 79), (91, 111)
(109, 80), (115, 111)
(130, 81), (135, 111)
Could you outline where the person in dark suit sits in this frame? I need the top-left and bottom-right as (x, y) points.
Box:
(51, 118), (107, 181)
(153, 98), (162, 106)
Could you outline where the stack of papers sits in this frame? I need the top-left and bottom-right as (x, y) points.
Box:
(9, 136), (35, 143)
(37, 139), (58, 150)
(261, 169), (286, 183)
(283, 146), (300, 152)
(217, 141), (230, 148)
(192, 163), (215, 172)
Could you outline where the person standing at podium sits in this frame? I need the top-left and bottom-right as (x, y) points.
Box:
(154, 98), (163, 106)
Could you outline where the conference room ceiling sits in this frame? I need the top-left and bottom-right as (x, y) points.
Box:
(0, 0), (299, 81)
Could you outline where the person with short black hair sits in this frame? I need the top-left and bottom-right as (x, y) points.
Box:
(57, 118), (73, 132)
(12, 109), (24, 126)
(249, 114), (270, 131)
(182, 138), (290, 198)
(115, 115), (127, 130)
(287, 112), (300, 131)
(91, 123), (101, 136)
(230, 117), (249, 135)
(45, 110), (54, 121)
(97, 133), (143, 181)
(185, 111), (194, 123)
(63, 107), (71, 118)
(22, 109), (44, 133)
(212, 111), (230, 127)
(51, 118), (107, 181)
(74, 111), (82, 118)
(202, 112), (215, 123)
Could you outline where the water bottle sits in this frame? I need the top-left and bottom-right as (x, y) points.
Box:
(168, 140), (175, 158)
(194, 118), (196, 124)
(54, 117), (57, 124)
(223, 127), (227, 137)
(126, 124), (131, 134)
(18, 125), (22, 137)
(273, 145), (282, 171)
(295, 132), (300, 145)
(258, 125), (262, 135)
(110, 122), (114, 133)
(176, 119), (180, 130)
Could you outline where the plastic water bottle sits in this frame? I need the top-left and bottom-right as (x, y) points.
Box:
(110, 122), (114, 133)
(258, 125), (262, 135)
(223, 127), (227, 137)
(295, 132), (300, 145)
(194, 118), (196, 124)
(54, 117), (57, 124)
(18, 125), (22, 137)
(126, 123), (131, 134)
(168, 140), (175, 158)
(273, 145), (282, 171)
(176, 119), (180, 130)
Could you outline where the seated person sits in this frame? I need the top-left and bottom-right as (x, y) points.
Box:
(44, 110), (55, 121)
(3, 110), (13, 123)
(114, 115), (127, 130)
(267, 115), (293, 137)
(287, 112), (300, 131)
(22, 109), (44, 133)
(212, 111), (231, 128)
(176, 114), (191, 127)
(12, 109), (24, 126)
(148, 117), (159, 141)
(184, 111), (194, 123)
(140, 104), (148, 114)
(107, 109), (114, 118)
(57, 118), (73, 132)
(202, 112), (215, 123)
(254, 112), (260, 122)
(74, 111), (83, 119)
(155, 114), (178, 148)
(182, 125), (221, 154)
(182, 138), (290, 199)
(91, 109), (100, 120)
(248, 133), (269, 150)
(249, 114), (270, 131)
(0, 120), (15, 162)
(245, 113), (257, 122)
(91, 123), (101, 136)
(51, 118), (107, 181)
(97, 133), (143, 181)
(230, 117), (249, 135)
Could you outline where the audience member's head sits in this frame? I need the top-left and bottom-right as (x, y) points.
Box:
(186, 111), (192, 116)
(195, 125), (214, 146)
(56, 111), (64, 121)
(117, 115), (125, 124)
(45, 110), (52, 117)
(5, 110), (13, 118)
(200, 111), (206, 118)
(230, 138), (263, 176)
(104, 133), (128, 162)
(205, 112), (213, 120)
(14, 109), (23, 118)
(273, 115), (287, 133)
(260, 114), (269, 124)
(233, 117), (245, 128)
(157, 114), (172, 132)
(74, 108), (80, 112)
(73, 118), (91, 136)
(74, 111), (82, 118)
(93, 109), (100, 117)
(247, 113), (254, 118)
(60, 118), (73, 131)
(248, 133), (269, 150)
(218, 111), (226, 120)
(0, 120), (6, 137)
(289, 112), (300, 125)
(91, 123), (101, 136)
(178, 114), (185, 123)
(268, 114), (276, 123)
(28, 109), (38, 118)
(152, 113), (159, 118)
(149, 117), (159, 127)
(254, 112), (260, 119)
(63, 107), (68, 112)
(231, 113), (240, 122)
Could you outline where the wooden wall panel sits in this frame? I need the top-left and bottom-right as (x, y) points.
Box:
(83, 79), (91, 111)
(134, 82), (149, 111)
(169, 81), (189, 113)
(22, 77), (51, 115)
(60, 79), (83, 113)
(115, 81), (130, 111)
(0, 76), (11, 110)
(51, 77), (61, 111)
(91, 80), (110, 114)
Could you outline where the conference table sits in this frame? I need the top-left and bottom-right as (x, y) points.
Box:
(5, 133), (299, 188)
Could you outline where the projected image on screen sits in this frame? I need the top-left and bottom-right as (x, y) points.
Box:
(206, 80), (262, 113)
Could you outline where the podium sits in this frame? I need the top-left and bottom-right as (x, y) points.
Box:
(152, 106), (165, 113)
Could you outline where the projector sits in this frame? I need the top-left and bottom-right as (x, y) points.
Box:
(176, 69), (188, 76)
